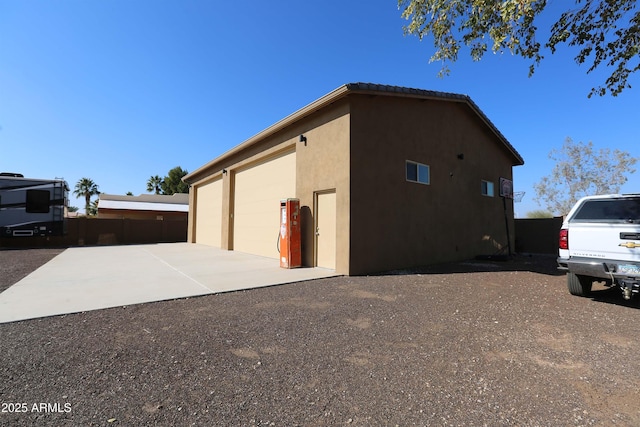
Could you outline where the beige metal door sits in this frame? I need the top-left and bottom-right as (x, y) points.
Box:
(315, 191), (336, 269)
(233, 150), (296, 258)
(195, 178), (222, 247)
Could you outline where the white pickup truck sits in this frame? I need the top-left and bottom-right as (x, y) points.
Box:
(558, 194), (640, 300)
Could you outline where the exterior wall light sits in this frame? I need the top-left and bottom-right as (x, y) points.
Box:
(299, 135), (307, 146)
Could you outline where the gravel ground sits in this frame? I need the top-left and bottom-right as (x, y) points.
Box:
(0, 248), (64, 294)
(1, 248), (640, 426)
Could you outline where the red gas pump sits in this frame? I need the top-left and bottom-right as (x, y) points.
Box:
(279, 198), (301, 268)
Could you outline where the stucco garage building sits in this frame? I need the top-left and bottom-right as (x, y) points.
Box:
(183, 83), (524, 275)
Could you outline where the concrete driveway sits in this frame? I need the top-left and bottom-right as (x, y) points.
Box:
(0, 243), (338, 323)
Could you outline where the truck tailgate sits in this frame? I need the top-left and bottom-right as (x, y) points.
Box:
(569, 222), (640, 263)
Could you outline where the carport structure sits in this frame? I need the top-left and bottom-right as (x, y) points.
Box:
(183, 83), (524, 275)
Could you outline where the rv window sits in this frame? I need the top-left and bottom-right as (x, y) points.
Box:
(26, 190), (50, 213)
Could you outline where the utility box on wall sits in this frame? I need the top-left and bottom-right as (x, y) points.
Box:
(279, 198), (301, 268)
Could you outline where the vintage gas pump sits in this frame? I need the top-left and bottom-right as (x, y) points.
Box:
(279, 198), (301, 268)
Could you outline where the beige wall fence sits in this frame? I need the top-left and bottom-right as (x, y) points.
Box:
(514, 217), (563, 255)
(0, 217), (187, 248)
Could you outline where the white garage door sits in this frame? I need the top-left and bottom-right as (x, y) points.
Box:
(233, 150), (296, 258)
(195, 178), (223, 247)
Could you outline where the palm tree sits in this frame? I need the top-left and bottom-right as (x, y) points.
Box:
(147, 175), (164, 194)
(88, 199), (99, 216)
(73, 178), (100, 215)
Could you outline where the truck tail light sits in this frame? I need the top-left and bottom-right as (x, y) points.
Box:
(559, 228), (569, 250)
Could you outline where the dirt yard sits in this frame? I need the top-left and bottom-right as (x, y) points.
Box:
(1, 248), (639, 426)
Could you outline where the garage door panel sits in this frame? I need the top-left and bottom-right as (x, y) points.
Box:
(234, 151), (295, 258)
(195, 179), (222, 247)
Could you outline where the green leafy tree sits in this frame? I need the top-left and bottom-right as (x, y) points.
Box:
(526, 210), (554, 218)
(73, 178), (100, 216)
(533, 138), (638, 216)
(161, 166), (189, 195)
(398, 0), (640, 97)
(146, 175), (164, 194)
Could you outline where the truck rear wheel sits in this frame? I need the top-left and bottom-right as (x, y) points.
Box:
(568, 272), (592, 297)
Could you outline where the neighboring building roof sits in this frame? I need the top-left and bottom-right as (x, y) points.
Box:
(183, 82), (524, 184)
(98, 193), (189, 212)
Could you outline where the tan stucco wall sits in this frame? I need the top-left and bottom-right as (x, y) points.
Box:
(293, 101), (351, 273)
(185, 102), (351, 273)
(347, 95), (517, 275)
(186, 91), (519, 276)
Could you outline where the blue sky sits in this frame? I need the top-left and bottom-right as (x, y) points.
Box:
(1, 0), (638, 217)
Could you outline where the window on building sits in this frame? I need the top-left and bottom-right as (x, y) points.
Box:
(26, 190), (50, 213)
(481, 180), (495, 197)
(406, 161), (430, 185)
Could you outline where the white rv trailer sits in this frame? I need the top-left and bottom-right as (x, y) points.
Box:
(0, 173), (69, 237)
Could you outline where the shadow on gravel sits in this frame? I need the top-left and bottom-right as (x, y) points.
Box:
(588, 285), (640, 310)
(379, 254), (564, 277)
(0, 248), (65, 293)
